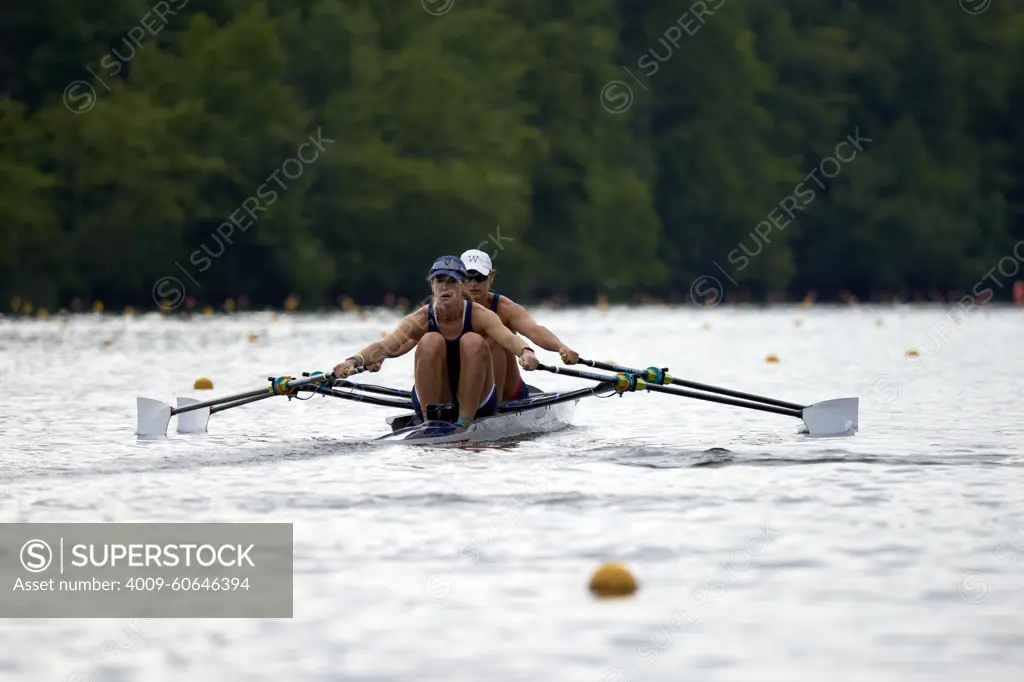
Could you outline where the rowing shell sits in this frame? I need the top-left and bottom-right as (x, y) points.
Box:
(374, 397), (579, 445)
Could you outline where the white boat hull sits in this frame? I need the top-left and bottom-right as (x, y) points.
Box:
(373, 399), (579, 445)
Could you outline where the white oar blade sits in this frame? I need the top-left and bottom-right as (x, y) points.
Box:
(176, 397), (211, 434)
(136, 397), (172, 439)
(800, 397), (858, 437)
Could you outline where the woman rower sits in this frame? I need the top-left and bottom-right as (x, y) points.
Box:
(332, 255), (539, 431)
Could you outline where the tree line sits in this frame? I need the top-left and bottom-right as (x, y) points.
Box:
(1, 0), (1022, 312)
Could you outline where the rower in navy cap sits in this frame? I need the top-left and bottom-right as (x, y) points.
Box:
(334, 255), (539, 432)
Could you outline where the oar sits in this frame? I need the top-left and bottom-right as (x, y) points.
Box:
(535, 363), (858, 436)
(537, 364), (800, 417)
(202, 368), (375, 415)
(300, 385), (414, 410)
(536, 364), (637, 392)
(179, 369), (358, 416)
(137, 369), (350, 437)
(174, 369), (416, 434)
(497, 382), (618, 412)
(313, 371), (413, 399)
(576, 357), (804, 411)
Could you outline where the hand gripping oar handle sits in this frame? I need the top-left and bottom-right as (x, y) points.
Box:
(577, 358), (805, 411)
(537, 363), (802, 418)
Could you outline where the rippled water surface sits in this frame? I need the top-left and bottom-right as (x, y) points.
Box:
(2, 305), (1023, 682)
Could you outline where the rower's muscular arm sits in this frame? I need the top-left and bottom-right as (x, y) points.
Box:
(472, 304), (530, 357)
(351, 308), (427, 365)
(503, 301), (567, 352)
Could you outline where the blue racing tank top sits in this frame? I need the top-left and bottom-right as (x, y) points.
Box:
(427, 300), (474, 403)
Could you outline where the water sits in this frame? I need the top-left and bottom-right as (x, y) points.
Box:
(1, 304), (1022, 682)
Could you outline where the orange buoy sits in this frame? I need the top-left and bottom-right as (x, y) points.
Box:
(588, 562), (637, 598)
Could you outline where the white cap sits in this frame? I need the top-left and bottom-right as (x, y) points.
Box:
(460, 249), (492, 276)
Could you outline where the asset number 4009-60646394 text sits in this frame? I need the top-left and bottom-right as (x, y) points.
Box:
(125, 577), (250, 591)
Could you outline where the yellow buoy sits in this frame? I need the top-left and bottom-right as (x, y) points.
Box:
(194, 377), (214, 390)
(37, 308), (50, 319)
(247, 333), (259, 343)
(223, 298), (236, 312)
(92, 300), (104, 313)
(284, 294), (300, 311)
(905, 348), (919, 358)
(22, 302), (34, 315)
(765, 353), (780, 363)
(202, 305), (214, 316)
(589, 562), (638, 598)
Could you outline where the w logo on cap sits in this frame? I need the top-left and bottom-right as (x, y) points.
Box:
(459, 249), (492, 274)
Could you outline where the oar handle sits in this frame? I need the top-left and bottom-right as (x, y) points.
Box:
(536, 363), (636, 392)
(300, 367), (367, 379)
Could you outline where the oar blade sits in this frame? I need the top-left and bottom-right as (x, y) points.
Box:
(176, 397), (211, 434)
(136, 397), (172, 439)
(800, 398), (858, 437)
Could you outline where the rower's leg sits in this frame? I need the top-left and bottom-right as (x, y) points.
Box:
(501, 343), (522, 400)
(455, 332), (494, 424)
(414, 332), (449, 415)
(486, 336), (511, 401)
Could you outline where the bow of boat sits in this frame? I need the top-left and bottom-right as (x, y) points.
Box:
(374, 397), (579, 445)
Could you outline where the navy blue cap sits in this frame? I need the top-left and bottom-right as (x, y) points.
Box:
(428, 255), (467, 280)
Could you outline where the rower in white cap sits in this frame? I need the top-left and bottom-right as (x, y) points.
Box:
(460, 248), (580, 401)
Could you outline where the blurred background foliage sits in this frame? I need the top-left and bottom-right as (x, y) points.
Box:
(1, 0), (1022, 311)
